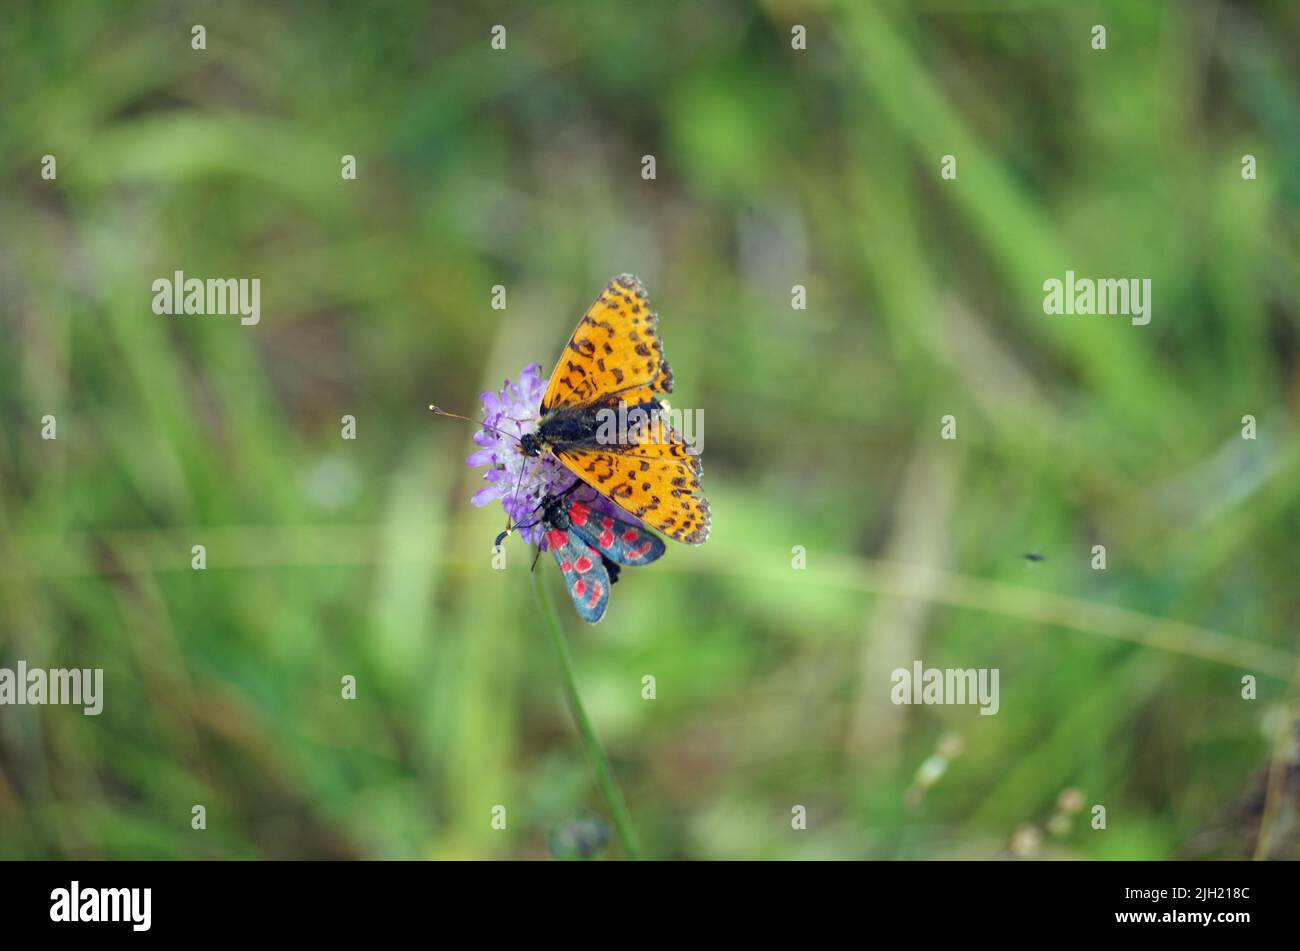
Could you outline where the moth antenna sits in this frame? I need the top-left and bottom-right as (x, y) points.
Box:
(495, 500), (547, 547)
(493, 463), (547, 547)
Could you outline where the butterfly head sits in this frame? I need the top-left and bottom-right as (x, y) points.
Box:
(520, 431), (544, 457)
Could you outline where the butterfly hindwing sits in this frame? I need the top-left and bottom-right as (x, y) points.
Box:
(545, 526), (611, 623)
(556, 446), (709, 545)
(552, 402), (708, 545)
(540, 274), (673, 412)
(563, 498), (667, 566)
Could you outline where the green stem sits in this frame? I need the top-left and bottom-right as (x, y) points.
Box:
(531, 566), (641, 860)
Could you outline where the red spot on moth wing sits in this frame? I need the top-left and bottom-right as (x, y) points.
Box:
(560, 560), (573, 572)
(587, 583), (603, 608)
(573, 579), (586, 596)
(569, 501), (591, 526)
(598, 530), (615, 548)
(629, 541), (653, 559)
(547, 529), (568, 550)
(601, 517), (613, 530)
(621, 529), (640, 543)
(575, 555), (593, 572)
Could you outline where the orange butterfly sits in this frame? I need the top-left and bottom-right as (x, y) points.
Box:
(519, 275), (710, 545)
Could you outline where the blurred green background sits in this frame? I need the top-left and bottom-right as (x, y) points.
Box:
(2, 0), (1298, 860)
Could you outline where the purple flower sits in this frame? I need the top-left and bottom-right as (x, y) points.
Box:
(467, 364), (577, 545)
(466, 363), (646, 548)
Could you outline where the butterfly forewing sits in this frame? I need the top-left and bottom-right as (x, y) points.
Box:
(540, 274), (673, 412)
(545, 526), (611, 623)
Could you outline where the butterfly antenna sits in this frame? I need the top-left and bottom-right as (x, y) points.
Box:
(428, 405), (525, 441)
(428, 402), (535, 433)
(431, 402), (533, 444)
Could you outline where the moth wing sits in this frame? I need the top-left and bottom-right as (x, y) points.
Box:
(564, 498), (667, 566)
(544, 526), (612, 623)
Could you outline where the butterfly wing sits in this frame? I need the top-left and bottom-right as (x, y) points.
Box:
(539, 274), (673, 412)
(564, 498), (666, 566)
(555, 413), (709, 545)
(544, 526), (612, 623)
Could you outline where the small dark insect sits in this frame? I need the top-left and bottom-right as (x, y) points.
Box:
(1023, 552), (1046, 562)
(547, 817), (610, 859)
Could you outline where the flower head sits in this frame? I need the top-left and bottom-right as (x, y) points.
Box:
(466, 364), (576, 545)
(466, 363), (645, 548)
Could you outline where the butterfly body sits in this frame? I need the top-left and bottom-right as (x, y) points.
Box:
(528, 274), (711, 545)
(538, 493), (666, 623)
(521, 398), (664, 456)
